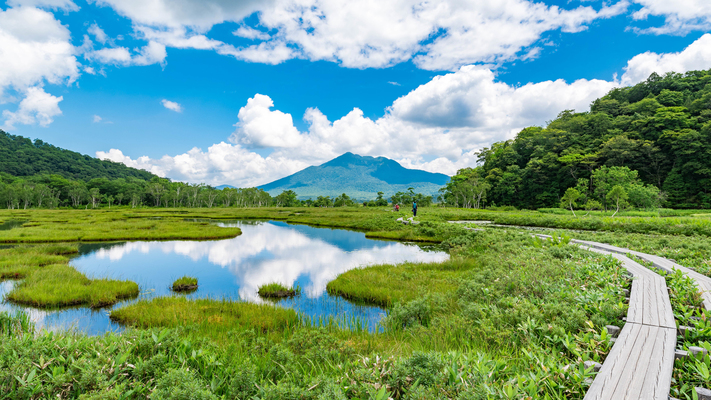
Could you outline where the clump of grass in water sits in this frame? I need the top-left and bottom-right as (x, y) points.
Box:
(258, 282), (299, 298)
(172, 276), (198, 292)
(6, 264), (139, 309)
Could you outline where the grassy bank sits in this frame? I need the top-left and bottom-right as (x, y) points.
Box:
(0, 209), (242, 243)
(0, 244), (138, 308)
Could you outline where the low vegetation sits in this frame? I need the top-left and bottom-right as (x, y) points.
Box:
(172, 276), (198, 292)
(658, 268), (709, 399)
(257, 282), (299, 298)
(0, 244), (139, 308)
(2, 207), (708, 398)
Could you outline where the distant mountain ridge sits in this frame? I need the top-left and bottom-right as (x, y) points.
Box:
(0, 130), (157, 181)
(258, 153), (449, 199)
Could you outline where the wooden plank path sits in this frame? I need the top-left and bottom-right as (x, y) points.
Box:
(573, 239), (711, 310)
(536, 235), (677, 399)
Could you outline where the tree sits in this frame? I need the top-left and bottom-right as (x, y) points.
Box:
(275, 190), (298, 207)
(560, 188), (581, 216)
(89, 188), (101, 208)
(607, 185), (628, 217)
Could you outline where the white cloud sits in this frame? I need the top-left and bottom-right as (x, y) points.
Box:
(94, 0), (626, 71)
(230, 94), (301, 148)
(6, 0), (77, 11)
(97, 30), (710, 187)
(233, 26), (270, 40)
(161, 99), (182, 112)
(99, 69), (614, 185)
(85, 41), (167, 66)
(630, 0), (711, 34)
(620, 33), (711, 86)
(93, 0), (268, 31)
(92, 114), (102, 122)
(88, 23), (108, 44)
(2, 86), (63, 130)
(0, 6), (79, 98)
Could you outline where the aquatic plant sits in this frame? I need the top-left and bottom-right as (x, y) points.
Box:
(172, 275), (198, 292)
(257, 282), (299, 298)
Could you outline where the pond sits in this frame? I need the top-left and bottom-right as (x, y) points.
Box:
(0, 220), (449, 334)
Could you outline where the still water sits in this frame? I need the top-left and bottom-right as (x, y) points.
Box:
(0, 220), (448, 334)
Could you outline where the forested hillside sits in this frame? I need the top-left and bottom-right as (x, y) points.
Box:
(0, 131), (156, 181)
(459, 69), (711, 209)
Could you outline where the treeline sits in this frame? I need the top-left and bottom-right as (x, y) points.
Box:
(442, 69), (711, 209)
(0, 174), (274, 209)
(0, 131), (156, 182)
(0, 175), (436, 209)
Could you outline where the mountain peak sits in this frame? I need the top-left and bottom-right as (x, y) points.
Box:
(259, 153), (449, 200)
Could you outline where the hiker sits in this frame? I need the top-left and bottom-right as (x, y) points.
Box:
(395, 204), (400, 212)
(412, 201), (417, 217)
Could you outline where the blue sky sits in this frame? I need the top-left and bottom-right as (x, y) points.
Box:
(1, 0), (710, 186)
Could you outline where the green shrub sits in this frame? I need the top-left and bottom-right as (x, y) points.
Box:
(152, 369), (218, 400)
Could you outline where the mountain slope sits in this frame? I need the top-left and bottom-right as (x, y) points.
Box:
(259, 153), (449, 199)
(0, 130), (157, 181)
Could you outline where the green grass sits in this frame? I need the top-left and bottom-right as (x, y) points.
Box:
(172, 275), (198, 292)
(0, 208), (680, 398)
(0, 209), (242, 243)
(0, 226), (629, 399)
(326, 259), (467, 307)
(110, 297), (301, 339)
(0, 244), (139, 308)
(6, 263), (139, 308)
(257, 282), (299, 298)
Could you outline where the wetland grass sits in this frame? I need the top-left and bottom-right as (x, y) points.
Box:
(6, 263), (139, 308)
(172, 275), (198, 292)
(0, 209), (242, 243)
(257, 282), (299, 298)
(0, 244), (139, 308)
(110, 297), (300, 339)
(0, 208), (668, 398)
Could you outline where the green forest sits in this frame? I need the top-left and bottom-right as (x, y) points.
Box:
(0, 131), (156, 181)
(442, 69), (711, 210)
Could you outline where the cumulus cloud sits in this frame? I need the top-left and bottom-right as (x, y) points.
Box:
(0, 6), (79, 98)
(96, 25), (710, 187)
(2, 86), (63, 130)
(161, 99), (183, 113)
(620, 33), (711, 85)
(630, 0), (711, 34)
(93, 0), (626, 71)
(230, 94), (301, 148)
(98, 68), (614, 185)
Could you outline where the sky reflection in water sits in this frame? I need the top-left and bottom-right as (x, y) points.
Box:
(0, 220), (448, 334)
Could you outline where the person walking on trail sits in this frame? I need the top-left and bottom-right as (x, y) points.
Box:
(412, 201), (417, 217)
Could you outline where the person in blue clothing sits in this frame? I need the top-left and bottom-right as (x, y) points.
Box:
(412, 201), (417, 217)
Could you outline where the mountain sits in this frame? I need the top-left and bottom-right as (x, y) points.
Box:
(0, 130), (157, 181)
(215, 184), (236, 190)
(259, 153), (449, 199)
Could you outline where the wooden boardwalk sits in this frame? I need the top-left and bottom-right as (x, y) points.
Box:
(573, 239), (711, 310)
(536, 235), (677, 399)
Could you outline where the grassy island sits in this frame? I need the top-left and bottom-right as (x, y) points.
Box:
(172, 276), (198, 292)
(257, 282), (299, 298)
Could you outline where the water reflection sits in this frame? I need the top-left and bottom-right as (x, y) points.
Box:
(0, 220), (26, 231)
(1, 220), (448, 334)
